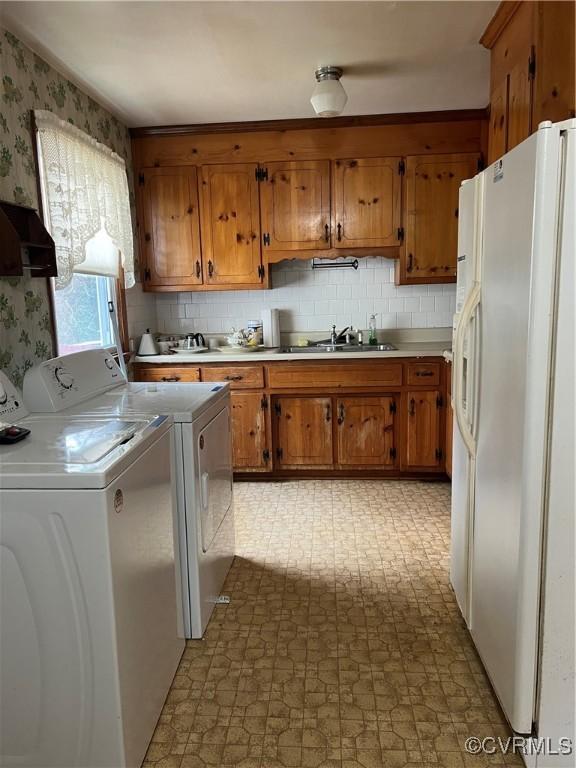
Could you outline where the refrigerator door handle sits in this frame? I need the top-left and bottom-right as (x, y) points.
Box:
(454, 284), (480, 457)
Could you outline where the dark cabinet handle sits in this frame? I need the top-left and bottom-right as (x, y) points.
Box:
(407, 253), (414, 272)
(224, 375), (243, 381)
(337, 223), (342, 242)
(208, 260), (214, 277)
(326, 403), (331, 422)
(409, 398), (416, 416)
(195, 260), (201, 279)
(324, 223), (330, 243)
(337, 402), (345, 425)
(415, 370), (434, 377)
(161, 376), (180, 382)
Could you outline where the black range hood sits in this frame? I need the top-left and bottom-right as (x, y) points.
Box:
(0, 200), (57, 278)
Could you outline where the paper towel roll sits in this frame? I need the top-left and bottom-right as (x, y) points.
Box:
(262, 308), (280, 348)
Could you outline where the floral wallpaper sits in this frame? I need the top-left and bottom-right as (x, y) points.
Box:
(0, 27), (135, 387)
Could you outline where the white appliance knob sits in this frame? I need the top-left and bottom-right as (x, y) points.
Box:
(0, 383), (7, 405)
(55, 367), (74, 390)
(104, 357), (115, 370)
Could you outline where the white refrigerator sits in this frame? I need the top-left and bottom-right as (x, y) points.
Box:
(451, 119), (575, 753)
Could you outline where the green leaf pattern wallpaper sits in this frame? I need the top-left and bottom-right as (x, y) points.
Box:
(0, 27), (134, 387)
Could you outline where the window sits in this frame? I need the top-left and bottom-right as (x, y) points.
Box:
(35, 109), (134, 357)
(52, 274), (114, 356)
(50, 224), (123, 355)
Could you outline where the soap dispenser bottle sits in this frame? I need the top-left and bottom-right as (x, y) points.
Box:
(368, 314), (377, 345)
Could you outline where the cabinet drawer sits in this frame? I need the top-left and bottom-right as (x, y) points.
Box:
(406, 362), (440, 386)
(135, 366), (200, 383)
(201, 365), (264, 389)
(268, 362), (402, 389)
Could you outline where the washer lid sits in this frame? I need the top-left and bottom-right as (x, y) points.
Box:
(0, 415), (172, 489)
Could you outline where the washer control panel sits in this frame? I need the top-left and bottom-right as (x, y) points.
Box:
(23, 349), (125, 412)
(0, 371), (29, 423)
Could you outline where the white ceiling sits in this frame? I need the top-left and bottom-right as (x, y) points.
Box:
(1, 1), (497, 128)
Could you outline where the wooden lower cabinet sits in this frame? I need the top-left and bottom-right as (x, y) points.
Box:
(133, 358), (448, 477)
(230, 391), (270, 472)
(336, 396), (397, 468)
(405, 390), (443, 469)
(273, 396), (333, 469)
(135, 366), (200, 382)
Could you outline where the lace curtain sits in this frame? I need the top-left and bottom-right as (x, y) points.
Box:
(35, 109), (135, 290)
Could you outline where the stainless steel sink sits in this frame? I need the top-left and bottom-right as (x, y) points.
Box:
(280, 343), (396, 354)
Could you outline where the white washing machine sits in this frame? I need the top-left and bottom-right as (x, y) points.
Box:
(23, 349), (235, 638)
(0, 372), (184, 768)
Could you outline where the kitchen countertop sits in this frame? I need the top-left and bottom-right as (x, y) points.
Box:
(134, 341), (451, 364)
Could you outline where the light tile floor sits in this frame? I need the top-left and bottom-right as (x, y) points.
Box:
(144, 480), (521, 768)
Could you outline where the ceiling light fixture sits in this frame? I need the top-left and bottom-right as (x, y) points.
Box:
(310, 66), (347, 118)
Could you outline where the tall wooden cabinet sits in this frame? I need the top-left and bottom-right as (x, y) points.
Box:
(482, 0), (575, 164)
(199, 163), (264, 287)
(397, 153), (480, 284)
(140, 167), (202, 288)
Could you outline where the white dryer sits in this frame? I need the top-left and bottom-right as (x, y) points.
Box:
(0, 373), (184, 768)
(24, 349), (235, 638)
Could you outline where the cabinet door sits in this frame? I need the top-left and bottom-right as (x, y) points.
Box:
(405, 390), (442, 469)
(231, 392), (269, 471)
(507, 60), (532, 151)
(488, 78), (508, 163)
(141, 167), (202, 288)
(274, 397), (333, 469)
(336, 396), (397, 467)
(402, 153), (480, 283)
(200, 163), (262, 285)
(332, 157), (402, 248)
(260, 161), (330, 251)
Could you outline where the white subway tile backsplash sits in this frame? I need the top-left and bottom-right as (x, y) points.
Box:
(148, 257), (456, 335)
(434, 295), (452, 313)
(388, 297), (405, 313)
(419, 296), (436, 312)
(396, 313), (413, 328)
(404, 297), (421, 313)
(366, 283), (382, 299)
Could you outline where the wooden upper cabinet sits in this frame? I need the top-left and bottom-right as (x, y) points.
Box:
(260, 160), (330, 251)
(141, 167), (202, 288)
(482, 1), (575, 164)
(405, 390), (443, 469)
(336, 396), (397, 467)
(199, 163), (263, 286)
(399, 153), (479, 284)
(332, 157), (402, 248)
(274, 396), (333, 469)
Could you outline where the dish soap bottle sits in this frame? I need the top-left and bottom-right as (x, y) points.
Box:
(368, 314), (377, 345)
